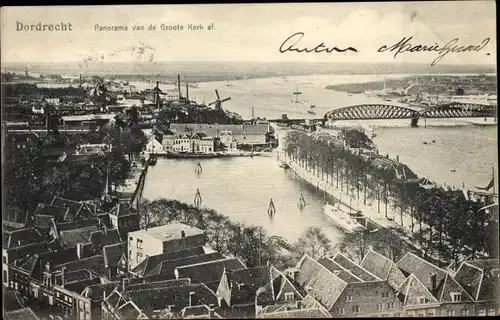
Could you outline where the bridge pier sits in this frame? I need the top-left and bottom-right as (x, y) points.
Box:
(410, 116), (419, 128)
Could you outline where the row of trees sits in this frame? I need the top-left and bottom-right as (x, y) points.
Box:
(284, 130), (498, 265)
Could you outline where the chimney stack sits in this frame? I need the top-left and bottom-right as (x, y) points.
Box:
(189, 291), (195, 307)
(429, 272), (437, 293)
(296, 300), (302, 309)
(181, 230), (186, 238)
(178, 74), (181, 98)
(208, 308), (215, 319)
(186, 83), (189, 104)
(122, 277), (130, 292)
(396, 155), (400, 162)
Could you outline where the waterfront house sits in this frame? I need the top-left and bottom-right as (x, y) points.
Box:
(75, 144), (112, 156)
(127, 223), (206, 270)
(170, 123), (270, 146)
(171, 132), (216, 153)
(145, 136), (163, 154)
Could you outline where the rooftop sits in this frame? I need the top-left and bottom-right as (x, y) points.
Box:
(129, 223), (204, 242)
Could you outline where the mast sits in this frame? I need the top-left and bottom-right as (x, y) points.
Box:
(493, 165), (496, 196)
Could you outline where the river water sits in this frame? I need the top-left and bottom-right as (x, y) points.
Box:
(141, 73), (497, 242)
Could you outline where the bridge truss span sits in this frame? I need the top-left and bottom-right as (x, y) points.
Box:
(325, 104), (418, 121)
(418, 102), (497, 119)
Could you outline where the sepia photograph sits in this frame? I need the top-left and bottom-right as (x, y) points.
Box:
(1, 2), (498, 319)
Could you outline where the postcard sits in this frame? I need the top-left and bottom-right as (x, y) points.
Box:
(1, 2), (498, 319)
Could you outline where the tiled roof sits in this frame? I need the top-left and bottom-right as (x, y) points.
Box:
(132, 246), (206, 277)
(127, 278), (191, 292)
(154, 253), (225, 278)
(51, 196), (84, 219)
(360, 249), (394, 279)
(34, 215), (56, 230)
(54, 255), (105, 277)
(54, 218), (99, 232)
(18, 248), (79, 280)
(295, 254), (348, 310)
(397, 274), (439, 306)
(124, 283), (219, 315)
(59, 226), (99, 247)
(81, 282), (120, 301)
(5, 307), (40, 320)
(454, 260), (499, 301)
(109, 202), (137, 217)
(175, 258), (247, 284)
(33, 203), (69, 221)
(438, 273), (474, 303)
(257, 307), (331, 318)
(89, 229), (121, 247)
(3, 228), (44, 249)
(54, 269), (94, 286)
(180, 305), (218, 318)
(116, 301), (142, 319)
(225, 266), (271, 306)
(103, 242), (127, 267)
(332, 252), (381, 281)
(396, 252), (448, 298)
(467, 259), (499, 271)
(360, 249), (407, 290)
(318, 257), (363, 283)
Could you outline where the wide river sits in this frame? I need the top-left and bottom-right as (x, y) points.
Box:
(140, 74), (497, 242)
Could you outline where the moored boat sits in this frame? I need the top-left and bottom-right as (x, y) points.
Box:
(322, 204), (364, 233)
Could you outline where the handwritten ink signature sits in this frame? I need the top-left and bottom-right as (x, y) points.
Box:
(279, 32), (359, 54)
(378, 36), (490, 66)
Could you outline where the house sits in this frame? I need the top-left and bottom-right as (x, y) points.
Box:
(174, 258), (247, 289)
(75, 144), (112, 156)
(2, 228), (48, 287)
(145, 136), (163, 154)
(101, 278), (220, 319)
(141, 252), (225, 279)
(127, 223), (206, 270)
(453, 259), (499, 316)
(103, 242), (128, 281)
(256, 306), (331, 318)
(219, 131), (238, 150)
(130, 246), (206, 278)
(171, 132), (216, 153)
(108, 201), (140, 241)
(170, 123), (270, 146)
(60, 114), (116, 128)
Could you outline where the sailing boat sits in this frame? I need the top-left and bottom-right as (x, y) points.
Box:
(292, 85), (302, 103)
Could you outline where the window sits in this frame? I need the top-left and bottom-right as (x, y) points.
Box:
(387, 302), (395, 310)
(477, 309), (486, 316)
(337, 308), (344, 315)
(381, 292), (390, 298)
(407, 311), (414, 317)
(352, 306), (360, 313)
(418, 312), (425, 317)
(487, 309), (496, 316)
(284, 292), (294, 301)
(137, 252), (143, 262)
(3, 271), (7, 282)
(345, 295), (352, 302)
(460, 309), (468, 316)
(129, 250), (132, 259)
(3, 256), (6, 263)
(451, 292), (462, 302)
(137, 239), (143, 249)
(419, 297), (429, 304)
(428, 309), (435, 317)
(447, 310), (455, 316)
(129, 237), (133, 246)
(377, 304), (383, 311)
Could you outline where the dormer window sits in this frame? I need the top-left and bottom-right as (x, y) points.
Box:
(451, 292), (462, 302)
(418, 297), (429, 304)
(345, 295), (352, 302)
(284, 292), (294, 301)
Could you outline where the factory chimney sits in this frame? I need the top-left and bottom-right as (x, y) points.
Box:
(178, 74), (182, 98)
(186, 83), (189, 105)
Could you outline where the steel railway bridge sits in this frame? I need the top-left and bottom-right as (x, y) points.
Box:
(323, 102), (497, 127)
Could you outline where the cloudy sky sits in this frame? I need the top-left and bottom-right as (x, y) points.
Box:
(1, 2), (496, 65)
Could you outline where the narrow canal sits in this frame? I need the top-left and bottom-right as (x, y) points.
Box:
(143, 153), (346, 243)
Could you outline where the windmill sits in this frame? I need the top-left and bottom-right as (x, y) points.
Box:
(291, 85), (302, 103)
(208, 89), (231, 112)
(88, 82), (109, 110)
(151, 81), (165, 109)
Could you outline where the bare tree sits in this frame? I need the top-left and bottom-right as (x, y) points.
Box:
(295, 227), (332, 260)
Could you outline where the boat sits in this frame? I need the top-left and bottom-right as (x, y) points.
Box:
(279, 161), (289, 169)
(322, 204), (364, 232)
